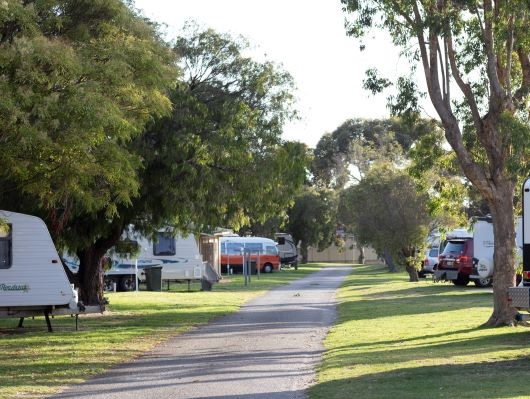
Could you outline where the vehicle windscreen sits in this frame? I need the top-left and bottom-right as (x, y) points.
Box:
(442, 241), (466, 256)
(428, 248), (439, 257)
(265, 245), (278, 255)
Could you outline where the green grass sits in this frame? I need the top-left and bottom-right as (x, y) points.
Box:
(0, 263), (322, 399)
(309, 264), (530, 399)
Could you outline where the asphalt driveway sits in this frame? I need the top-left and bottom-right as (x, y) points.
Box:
(50, 265), (351, 399)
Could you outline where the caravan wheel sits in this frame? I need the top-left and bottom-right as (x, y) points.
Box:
(474, 277), (493, 288)
(104, 278), (115, 292)
(120, 275), (136, 291)
(263, 263), (273, 273)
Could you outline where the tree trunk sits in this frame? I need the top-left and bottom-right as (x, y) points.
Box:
(300, 243), (308, 264)
(77, 247), (107, 306)
(383, 249), (398, 272)
(357, 241), (365, 264)
(76, 223), (124, 305)
(402, 246), (419, 282)
(405, 265), (419, 282)
(484, 181), (518, 326)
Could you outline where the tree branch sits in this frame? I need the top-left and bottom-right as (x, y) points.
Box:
(411, 2), (492, 198)
(505, 14), (515, 101)
(513, 48), (530, 105)
(444, 30), (483, 133)
(483, 0), (506, 104)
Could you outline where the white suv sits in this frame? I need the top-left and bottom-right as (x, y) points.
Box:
(419, 247), (439, 277)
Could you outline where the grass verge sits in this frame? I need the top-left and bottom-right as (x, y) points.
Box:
(309, 264), (530, 399)
(0, 263), (323, 399)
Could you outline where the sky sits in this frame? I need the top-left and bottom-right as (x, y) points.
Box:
(133, 0), (415, 148)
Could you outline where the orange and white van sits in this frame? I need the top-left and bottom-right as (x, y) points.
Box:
(220, 236), (280, 273)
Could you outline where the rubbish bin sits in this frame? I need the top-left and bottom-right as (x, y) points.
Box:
(145, 266), (163, 291)
(201, 278), (213, 291)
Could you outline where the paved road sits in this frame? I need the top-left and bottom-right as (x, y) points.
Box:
(51, 266), (351, 399)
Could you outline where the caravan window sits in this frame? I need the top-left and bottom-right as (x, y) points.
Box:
(0, 224), (12, 269)
(226, 242), (244, 255)
(153, 233), (176, 256)
(244, 243), (263, 253)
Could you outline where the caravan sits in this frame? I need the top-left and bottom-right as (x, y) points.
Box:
(106, 230), (219, 290)
(275, 233), (298, 268)
(0, 210), (102, 330)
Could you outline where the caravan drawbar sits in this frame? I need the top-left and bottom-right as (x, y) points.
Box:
(0, 210), (103, 331)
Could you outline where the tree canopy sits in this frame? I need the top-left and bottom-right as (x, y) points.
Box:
(287, 187), (338, 263)
(59, 23), (307, 303)
(0, 0), (177, 230)
(311, 118), (434, 189)
(339, 163), (432, 280)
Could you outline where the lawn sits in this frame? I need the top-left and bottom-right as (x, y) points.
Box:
(309, 264), (530, 399)
(0, 263), (322, 399)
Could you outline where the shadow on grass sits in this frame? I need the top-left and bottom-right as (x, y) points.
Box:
(337, 291), (491, 322)
(321, 328), (530, 372)
(311, 357), (530, 399)
(311, 263), (530, 399)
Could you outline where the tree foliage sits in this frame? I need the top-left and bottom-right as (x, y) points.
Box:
(312, 118), (430, 189)
(339, 164), (432, 280)
(60, 24), (306, 303)
(286, 187), (338, 263)
(342, 0), (530, 325)
(0, 0), (177, 229)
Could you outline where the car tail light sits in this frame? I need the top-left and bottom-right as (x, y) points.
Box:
(438, 254), (445, 261)
(424, 259), (428, 266)
(523, 271), (530, 280)
(456, 256), (468, 263)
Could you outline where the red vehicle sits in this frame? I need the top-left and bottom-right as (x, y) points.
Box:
(437, 238), (475, 286)
(436, 237), (492, 287)
(220, 237), (280, 274)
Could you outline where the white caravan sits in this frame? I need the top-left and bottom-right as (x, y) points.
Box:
(508, 178), (530, 319)
(473, 217), (523, 279)
(107, 230), (219, 289)
(0, 210), (102, 331)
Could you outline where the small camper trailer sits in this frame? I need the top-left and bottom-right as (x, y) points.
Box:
(275, 233), (298, 268)
(0, 210), (103, 331)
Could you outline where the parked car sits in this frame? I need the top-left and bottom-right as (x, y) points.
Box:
(419, 247), (439, 277)
(436, 237), (493, 287)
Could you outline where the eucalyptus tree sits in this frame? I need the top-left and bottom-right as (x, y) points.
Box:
(312, 118), (433, 188)
(313, 117), (436, 264)
(342, 0), (530, 325)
